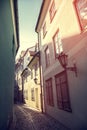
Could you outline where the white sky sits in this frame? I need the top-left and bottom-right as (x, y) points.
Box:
(16, 0), (42, 59)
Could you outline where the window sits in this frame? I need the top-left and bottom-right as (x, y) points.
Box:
(55, 71), (71, 112)
(35, 63), (38, 77)
(74, 0), (87, 30)
(49, 0), (56, 22)
(27, 57), (30, 61)
(31, 69), (33, 79)
(46, 78), (54, 106)
(21, 64), (23, 70)
(24, 90), (28, 100)
(31, 88), (35, 101)
(26, 76), (28, 82)
(43, 22), (47, 38)
(53, 30), (63, 57)
(45, 46), (50, 67)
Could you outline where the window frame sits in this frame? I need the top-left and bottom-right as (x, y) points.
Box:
(43, 22), (47, 38)
(74, 0), (87, 31)
(53, 29), (63, 58)
(24, 90), (28, 100)
(31, 88), (35, 101)
(31, 69), (33, 79)
(44, 46), (50, 68)
(34, 63), (38, 77)
(49, 0), (56, 23)
(55, 70), (72, 112)
(46, 78), (54, 106)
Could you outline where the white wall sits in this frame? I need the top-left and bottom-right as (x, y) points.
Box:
(38, 0), (87, 129)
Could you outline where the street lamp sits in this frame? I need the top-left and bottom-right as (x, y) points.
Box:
(57, 52), (77, 77)
(34, 77), (40, 85)
(34, 77), (38, 84)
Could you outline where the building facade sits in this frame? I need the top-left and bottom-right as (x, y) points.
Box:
(0, 0), (19, 129)
(15, 46), (35, 102)
(21, 45), (42, 111)
(21, 48), (36, 103)
(15, 57), (24, 102)
(35, 0), (87, 129)
(27, 51), (41, 111)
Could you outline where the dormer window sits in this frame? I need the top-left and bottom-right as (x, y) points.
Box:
(74, 0), (87, 30)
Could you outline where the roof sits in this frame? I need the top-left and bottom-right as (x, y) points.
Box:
(21, 67), (29, 76)
(29, 51), (36, 56)
(27, 51), (40, 67)
(20, 47), (35, 59)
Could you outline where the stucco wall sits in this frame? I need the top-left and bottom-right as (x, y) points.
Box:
(38, 0), (87, 129)
(0, 0), (16, 129)
(23, 76), (41, 111)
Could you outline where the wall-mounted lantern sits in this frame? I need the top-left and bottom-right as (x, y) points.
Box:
(57, 52), (77, 77)
(34, 77), (38, 84)
(34, 77), (40, 85)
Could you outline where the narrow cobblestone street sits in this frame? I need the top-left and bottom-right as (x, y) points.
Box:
(11, 104), (69, 130)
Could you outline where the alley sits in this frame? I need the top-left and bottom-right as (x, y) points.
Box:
(11, 104), (69, 130)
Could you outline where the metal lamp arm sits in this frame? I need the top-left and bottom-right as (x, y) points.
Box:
(66, 64), (77, 77)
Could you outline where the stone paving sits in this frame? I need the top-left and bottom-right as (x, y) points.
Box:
(10, 104), (69, 130)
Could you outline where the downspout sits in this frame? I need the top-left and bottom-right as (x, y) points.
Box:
(37, 32), (43, 113)
(21, 75), (24, 103)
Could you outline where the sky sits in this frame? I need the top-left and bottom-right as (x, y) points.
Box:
(16, 0), (42, 59)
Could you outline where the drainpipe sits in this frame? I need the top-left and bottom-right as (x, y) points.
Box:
(39, 51), (43, 113)
(21, 75), (24, 103)
(37, 33), (44, 113)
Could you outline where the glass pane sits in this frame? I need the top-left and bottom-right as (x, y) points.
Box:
(50, 0), (56, 20)
(55, 72), (71, 111)
(56, 84), (62, 100)
(55, 34), (63, 54)
(59, 44), (62, 50)
(46, 79), (53, 106)
(77, 0), (87, 29)
(61, 83), (69, 101)
(45, 47), (50, 67)
(60, 74), (66, 82)
(56, 77), (60, 84)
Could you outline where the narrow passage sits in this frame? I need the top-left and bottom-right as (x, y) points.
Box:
(12, 104), (69, 130)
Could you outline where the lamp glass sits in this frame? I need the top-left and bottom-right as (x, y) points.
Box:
(58, 53), (68, 68)
(34, 78), (38, 84)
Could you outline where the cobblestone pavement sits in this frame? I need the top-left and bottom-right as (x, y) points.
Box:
(11, 104), (69, 130)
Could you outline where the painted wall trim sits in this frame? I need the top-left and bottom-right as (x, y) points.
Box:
(10, 0), (19, 53)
